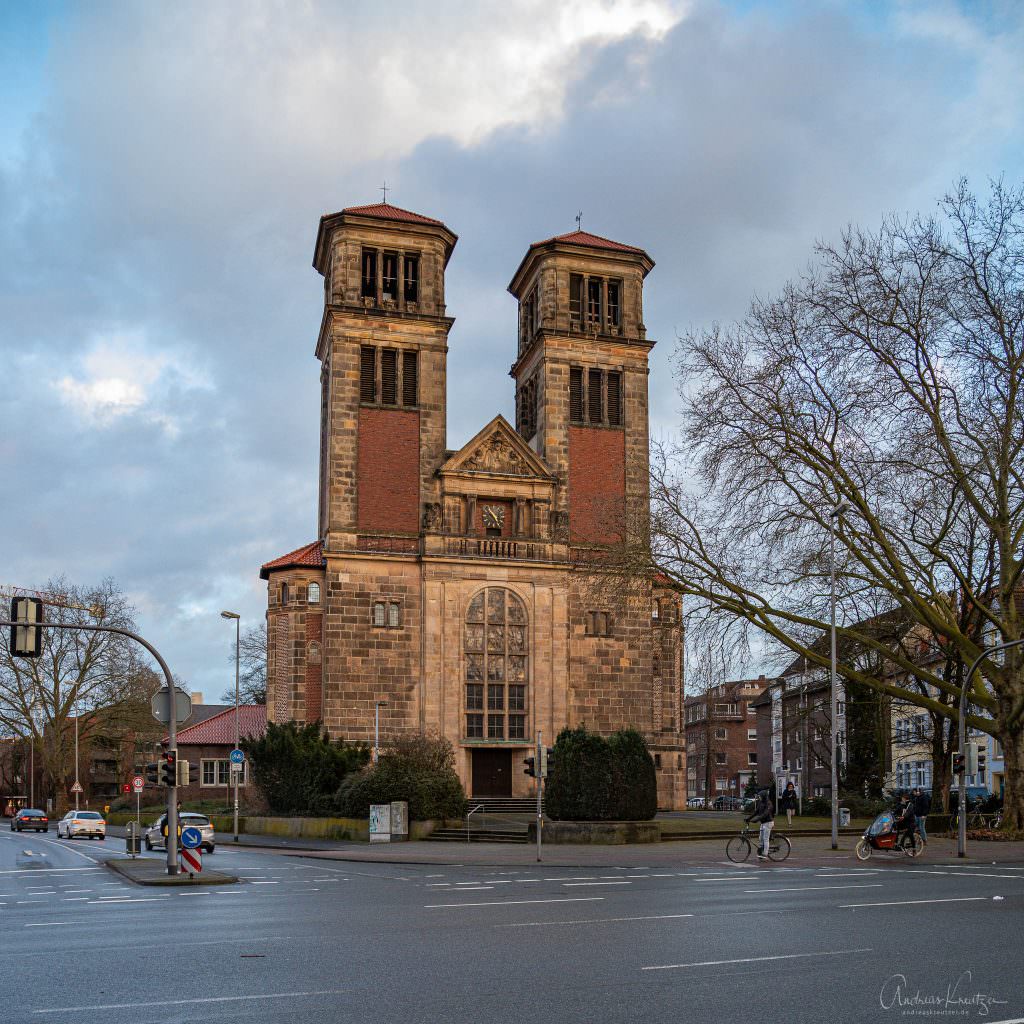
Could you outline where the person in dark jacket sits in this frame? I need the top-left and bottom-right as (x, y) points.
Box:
(745, 789), (775, 859)
(779, 782), (798, 825)
(895, 794), (917, 852)
(912, 787), (931, 843)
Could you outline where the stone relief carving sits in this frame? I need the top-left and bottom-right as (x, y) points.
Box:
(551, 510), (569, 543)
(464, 433), (530, 475)
(422, 502), (442, 531)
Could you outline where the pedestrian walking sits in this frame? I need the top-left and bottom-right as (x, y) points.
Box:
(779, 782), (798, 825)
(912, 786), (931, 843)
(744, 788), (775, 860)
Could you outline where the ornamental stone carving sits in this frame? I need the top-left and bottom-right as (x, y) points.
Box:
(464, 433), (529, 475)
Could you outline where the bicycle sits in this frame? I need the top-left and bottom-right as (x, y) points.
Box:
(726, 825), (791, 863)
(948, 809), (986, 833)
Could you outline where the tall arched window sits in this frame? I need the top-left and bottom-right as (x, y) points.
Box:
(307, 582), (320, 604)
(464, 588), (528, 740)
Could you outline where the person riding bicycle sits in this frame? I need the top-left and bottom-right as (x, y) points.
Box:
(745, 788), (775, 860)
(895, 793), (917, 853)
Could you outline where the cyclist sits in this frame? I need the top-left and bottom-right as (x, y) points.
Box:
(745, 788), (775, 860)
(895, 793), (917, 853)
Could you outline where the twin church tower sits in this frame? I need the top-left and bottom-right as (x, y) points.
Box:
(260, 202), (685, 808)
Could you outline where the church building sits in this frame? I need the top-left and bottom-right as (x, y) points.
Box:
(260, 202), (685, 808)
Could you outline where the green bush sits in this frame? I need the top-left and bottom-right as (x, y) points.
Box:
(837, 794), (889, 819)
(545, 726), (657, 821)
(242, 721), (369, 815)
(334, 733), (467, 821)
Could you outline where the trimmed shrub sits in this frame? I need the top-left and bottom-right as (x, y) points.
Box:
(545, 726), (657, 821)
(334, 733), (467, 821)
(242, 721), (369, 815)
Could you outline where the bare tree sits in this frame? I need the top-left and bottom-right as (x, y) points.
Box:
(220, 621), (268, 705)
(0, 578), (146, 812)
(650, 180), (1024, 826)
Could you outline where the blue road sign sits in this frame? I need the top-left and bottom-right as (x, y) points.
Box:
(180, 826), (202, 850)
(229, 748), (244, 765)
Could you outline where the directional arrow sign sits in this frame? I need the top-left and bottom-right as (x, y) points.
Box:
(180, 826), (202, 850)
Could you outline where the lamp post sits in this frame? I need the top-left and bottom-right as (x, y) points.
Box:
(829, 503), (850, 850)
(220, 611), (241, 844)
(957, 638), (1024, 858)
(374, 700), (389, 763)
(74, 686), (80, 812)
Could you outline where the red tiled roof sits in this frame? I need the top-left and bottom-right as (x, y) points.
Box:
(532, 229), (647, 255)
(168, 705), (267, 747)
(339, 202), (445, 226)
(260, 540), (325, 579)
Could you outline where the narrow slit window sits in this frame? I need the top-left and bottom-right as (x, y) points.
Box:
(588, 369), (603, 424)
(607, 280), (621, 327)
(381, 349), (398, 405)
(569, 274), (583, 324)
(402, 350), (418, 407)
(382, 252), (399, 301)
(360, 346), (376, 404)
(606, 371), (622, 426)
(403, 255), (419, 302)
(569, 367), (584, 423)
(361, 249), (377, 299)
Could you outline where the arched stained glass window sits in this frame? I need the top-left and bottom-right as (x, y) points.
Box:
(465, 588), (528, 740)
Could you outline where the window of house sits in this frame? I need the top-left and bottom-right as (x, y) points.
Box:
(585, 611), (614, 637)
(715, 727), (727, 740)
(715, 752), (727, 765)
(747, 729), (757, 741)
(814, 755), (824, 769)
(307, 582), (320, 604)
(607, 280), (621, 328)
(587, 369), (603, 424)
(569, 274), (584, 326)
(381, 349), (398, 405)
(748, 752), (757, 765)
(372, 601), (401, 628)
(403, 254), (419, 303)
(361, 248), (377, 298)
(716, 778), (728, 792)
(280, 583), (289, 605)
(652, 600), (660, 620)
(586, 278), (602, 328)
(402, 351), (418, 407)
(360, 347), (376, 403)
(201, 759), (246, 787)
(606, 371), (622, 426)
(465, 588), (528, 740)
(569, 367), (584, 423)
(382, 252), (399, 301)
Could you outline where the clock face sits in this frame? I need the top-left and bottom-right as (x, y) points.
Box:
(482, 504), (505, 529)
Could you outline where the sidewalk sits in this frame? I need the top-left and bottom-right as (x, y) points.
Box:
(106, 856), (239, 886)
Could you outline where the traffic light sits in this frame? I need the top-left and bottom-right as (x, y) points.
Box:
(160, 750), (176, 787)
(965, 741), (979, 776)
(9, 597), (43, 658)
(952, 751), (966, 776)
(539, 746), (555, 779)
(176, 759), (190, 787)
(523, 756), (536, 778)
(145, 762), (160, 785)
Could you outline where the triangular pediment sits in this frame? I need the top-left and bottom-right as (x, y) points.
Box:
(440, 416), (554, 479)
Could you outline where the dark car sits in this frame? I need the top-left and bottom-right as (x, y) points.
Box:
(10, 809), (49, 832)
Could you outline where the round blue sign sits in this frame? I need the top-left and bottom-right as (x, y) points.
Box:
(229, 748), (244, 765)
(180, 826), (203, 849)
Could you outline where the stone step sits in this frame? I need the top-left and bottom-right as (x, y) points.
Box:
(468, 797), (541, 814)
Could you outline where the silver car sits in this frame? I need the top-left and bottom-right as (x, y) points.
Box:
(144, 812), (215, 853)
(57, 810), (106, 840)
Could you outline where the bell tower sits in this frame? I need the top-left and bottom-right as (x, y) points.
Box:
(507, 229), (655, 549)
(312, 203), (458, 553)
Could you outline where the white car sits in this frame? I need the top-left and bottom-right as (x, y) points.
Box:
(57, 810), (106, 840)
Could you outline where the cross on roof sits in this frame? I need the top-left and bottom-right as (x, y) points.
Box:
(575, 210), (583, 230)
(380, 181), (390, 203)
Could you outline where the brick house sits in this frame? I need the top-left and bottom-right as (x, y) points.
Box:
(684, 678), (767, 803)
(162, 705), (266, 804)
(259, 203), (686, 808)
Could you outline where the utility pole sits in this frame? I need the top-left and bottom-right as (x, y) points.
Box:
(535, 730), (543, 863)
(829, 504), (848, 850)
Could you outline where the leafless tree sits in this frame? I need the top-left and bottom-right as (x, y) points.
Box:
(650, 180), (1024, 826)
(220, 621), (268, 705)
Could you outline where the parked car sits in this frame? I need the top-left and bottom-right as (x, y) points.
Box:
(713, 796), (743, 811)
(10, 809), (49, 832)
(144, 812), (215, 854)
(57, 810), (106, 840)
(686, 797), (707, 808)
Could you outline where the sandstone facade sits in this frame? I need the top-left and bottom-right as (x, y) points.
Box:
(261, 205), (685, 808)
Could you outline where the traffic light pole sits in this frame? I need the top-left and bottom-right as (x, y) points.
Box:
(536, 730), (543, 864)
(957, 639), (1024, 859)
(2, 615), (180, 875)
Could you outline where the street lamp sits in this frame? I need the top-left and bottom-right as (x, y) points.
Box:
(220, 611), (241, 843)
(957, 638), (1024, 858)
(374, 700), (389, 763)
(829, 503), (851, 851)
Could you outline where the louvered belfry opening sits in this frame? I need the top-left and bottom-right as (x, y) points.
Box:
(606, 371), (622, 426)
(360, 346), (376, 403)
(402, 350), (418, 407)
(587, 369), (603, 424)
(381, 349), (398, 405)
(569, 367), (584, 423)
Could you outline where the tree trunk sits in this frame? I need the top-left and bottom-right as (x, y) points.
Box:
(1000, 721), (1024, 830)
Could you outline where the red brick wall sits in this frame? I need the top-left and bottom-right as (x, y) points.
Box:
(357, 408), (420, 533)
(568, 426), (625, 544)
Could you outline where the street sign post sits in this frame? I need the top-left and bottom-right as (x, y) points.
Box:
(180, 847), (202, 875)
(132, 775), (144, 793)
(70, 781), (83, 795)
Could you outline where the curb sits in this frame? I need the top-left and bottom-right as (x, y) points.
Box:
(106, 857), (239, 887)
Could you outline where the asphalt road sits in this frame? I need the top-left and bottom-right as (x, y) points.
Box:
(2, 827), (1023, 1024)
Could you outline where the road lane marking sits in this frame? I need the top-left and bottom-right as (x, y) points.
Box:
(0, 867), (97, 875)
(32, 989), (349, 1014)
(25, 923), (63, 928)
(86, 897), (169, 904)
(643, 947), (872, 971)
(743, 885), (883, 893)
(500, 914), (694, 928)
(563, 881), (631, 887)
(0, 831), (102, 864)
(841, 897), (993, 908)
(425, 897), (605, 909)
(694, 877), (758, 882)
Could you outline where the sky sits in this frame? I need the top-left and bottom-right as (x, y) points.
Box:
(1, 0), (1022, 698)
